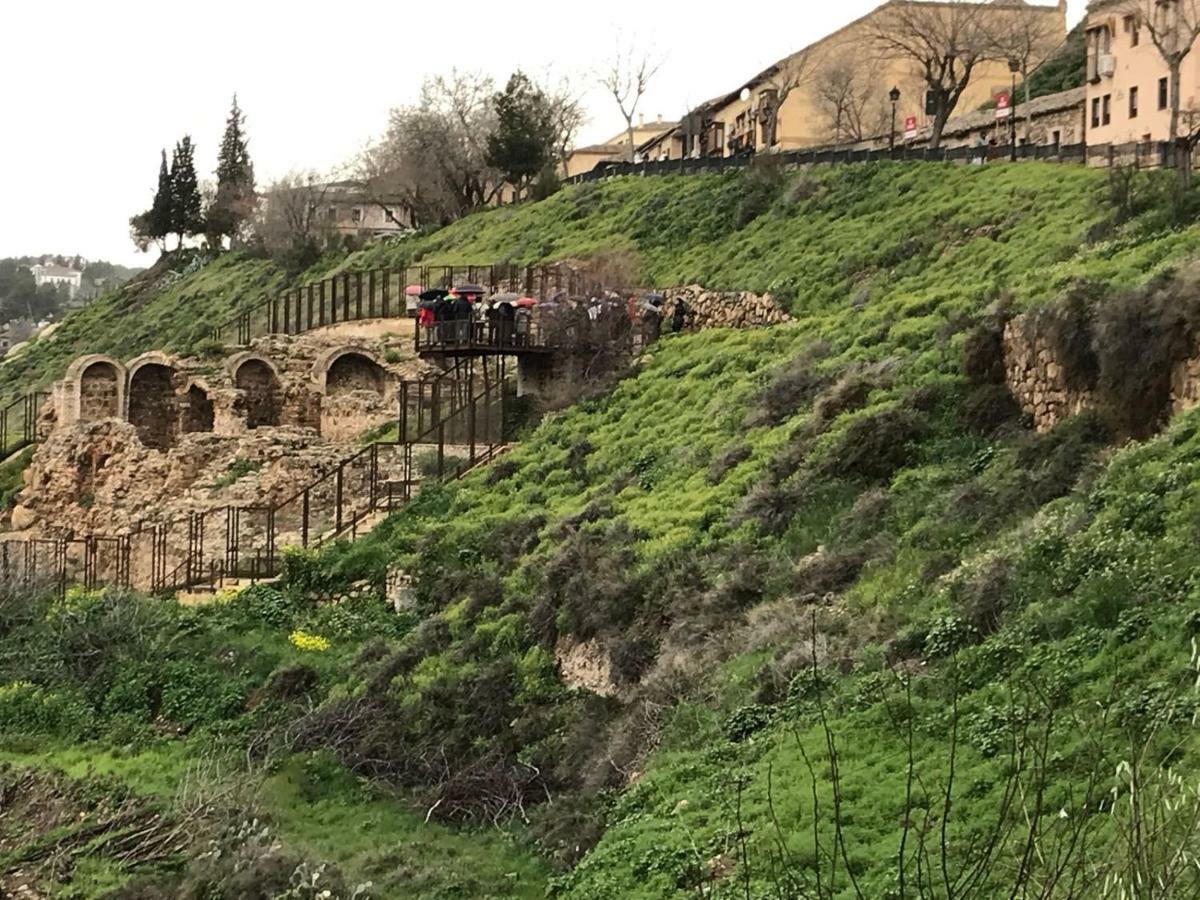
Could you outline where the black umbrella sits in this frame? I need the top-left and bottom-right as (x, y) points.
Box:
(455, 283), (486, 295)
(419, 289), (449, 302)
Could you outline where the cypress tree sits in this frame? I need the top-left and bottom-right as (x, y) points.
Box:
(210, 95), (256, 245)
(169, 136), (205, 248)
(148, 149), (172, 242)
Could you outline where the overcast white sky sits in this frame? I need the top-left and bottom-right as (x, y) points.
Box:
(0, 0), (1088, 269)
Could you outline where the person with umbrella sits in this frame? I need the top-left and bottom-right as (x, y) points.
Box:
(418, 289), (447, 343)
(453, 289), (474, 344)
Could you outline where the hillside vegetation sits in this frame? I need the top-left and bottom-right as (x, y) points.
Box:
(6, 162), (1200, 897)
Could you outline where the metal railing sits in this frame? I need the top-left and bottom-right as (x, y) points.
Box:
(563, 140), (1177, 185)
(209, 262), (602, 347)
(0, 392), (48, 461)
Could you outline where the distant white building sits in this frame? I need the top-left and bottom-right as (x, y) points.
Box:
(31, 263), (82, 298)
(320, 181), (412, 238)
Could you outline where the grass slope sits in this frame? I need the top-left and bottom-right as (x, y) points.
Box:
(5, 162), (1200, 896)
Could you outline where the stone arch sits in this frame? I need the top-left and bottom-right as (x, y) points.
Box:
(233, 357), (282, 429)
(128, 362), (180, 450)
(323, 350), (387, 397)
(180, 380), (215, 434)
(65, 354), (126, 425)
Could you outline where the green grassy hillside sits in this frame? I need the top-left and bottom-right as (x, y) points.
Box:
(6, 162), (1200, 897)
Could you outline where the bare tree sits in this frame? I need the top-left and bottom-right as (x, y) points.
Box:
(599, 37), (663, 162)
(811, 57), (886, 144)
(540, 73), (588, 172)
(254, 171), (331, 265)
(1120, 0), (1200, 177)
(357, 71), (500, 227)
(757, 51), (812, 150)
(988, 1), (1067, 143)
(873, 0), (995, 150)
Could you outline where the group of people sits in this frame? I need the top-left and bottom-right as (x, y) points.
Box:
(416, 285), (689, 351)
(417, 288), (533, 347)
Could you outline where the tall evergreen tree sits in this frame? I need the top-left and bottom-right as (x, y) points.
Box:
(169, 136), (205, 248)
(486, 72), (556, 199)
(128, 148), (173, 253)
(149, 149), (173, 242)
(209, 95), (256, 245)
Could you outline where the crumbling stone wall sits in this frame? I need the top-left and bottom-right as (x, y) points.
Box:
(1002, 318), (1094, 432)
(326, 352), (386, 396)
(78, 360), (122, 424)
(1003, 314), (1200, 432)
(50, 333), (424, 448)
(663, 286), (792, 331)
(180, 384), (215, 433)
(234, 358), (282, 429)
(128, 363), (180, 450)
(1171, 351), (1200, 415)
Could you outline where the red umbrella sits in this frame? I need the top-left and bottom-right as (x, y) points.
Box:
(515, 297), (537, 307)
(405, 284), (423, 296)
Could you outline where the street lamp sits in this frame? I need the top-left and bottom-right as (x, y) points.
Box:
(1008, 57), (1020, 163)
(889, 86), (901, 153)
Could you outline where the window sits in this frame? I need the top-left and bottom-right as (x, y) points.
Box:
(1159, 76), (1169, 109)
(1130, 85), (1139, 118)
(350, 208), (362, 224)
(1103, 93), (1112, 125)
(1125, 15), (1140, 45)
(1052, 130), (1062, 149)
(1092, 97), (1101, 128)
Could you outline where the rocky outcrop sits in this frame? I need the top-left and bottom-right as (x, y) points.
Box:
(555, 636), (619, 698)
(11, 420), (346, 537)
(663, 286), (792, 331)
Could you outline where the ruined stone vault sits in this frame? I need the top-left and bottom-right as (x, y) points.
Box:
(14, 328), (433, 537)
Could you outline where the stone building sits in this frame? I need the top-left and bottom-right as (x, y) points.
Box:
(913, 86), (1087, 150)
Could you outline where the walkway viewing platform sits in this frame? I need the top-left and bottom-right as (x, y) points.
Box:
(209, 263), (600, 347)
(415, 321), (556, 357)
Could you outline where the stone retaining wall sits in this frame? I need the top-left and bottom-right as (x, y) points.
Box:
(663, 286), (792, 331)
(1002, 319), (1094, 432)
(1003, 314), (1200, 432)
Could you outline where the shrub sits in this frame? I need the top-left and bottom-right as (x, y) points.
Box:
(734, 157), (788, 229)
(724, 703), (773, 742)
(963, 384), (1022, 435)
(962, 324), (1007, 386)
(1093, 287), (1190, 438)
(924, 615), (979, 659)
(813, 371), (876, 423)
(708, 443), (752, 484)
(818, 406), (927, 481)
(1040, 284), (1101, 391)
(745, 345), (830, 427)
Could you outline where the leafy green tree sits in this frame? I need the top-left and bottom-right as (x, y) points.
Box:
(207, 95), (256, 247)
(486, 71), (555, 199)
(169, 135), (205, 247)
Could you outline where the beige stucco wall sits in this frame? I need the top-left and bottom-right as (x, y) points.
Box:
(708, 2), (1065, 154)
(1084, 6), (1200, 144)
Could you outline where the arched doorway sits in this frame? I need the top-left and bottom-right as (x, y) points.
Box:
(128, 363), (180, 450)
(180, 384), (215, 433)
(78, 361), (121, 423)
(235, 359), (281, 429)
(326, 352), (387, 396)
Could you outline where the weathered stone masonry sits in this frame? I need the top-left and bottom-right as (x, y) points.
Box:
(1002, 314), (1200, 432)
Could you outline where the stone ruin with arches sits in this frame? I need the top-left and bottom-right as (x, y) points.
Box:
(13, 329), (430, 537)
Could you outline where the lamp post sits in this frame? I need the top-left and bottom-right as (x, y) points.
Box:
(1008, 57), (1020, 163)
(889, 86), (901, 154)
